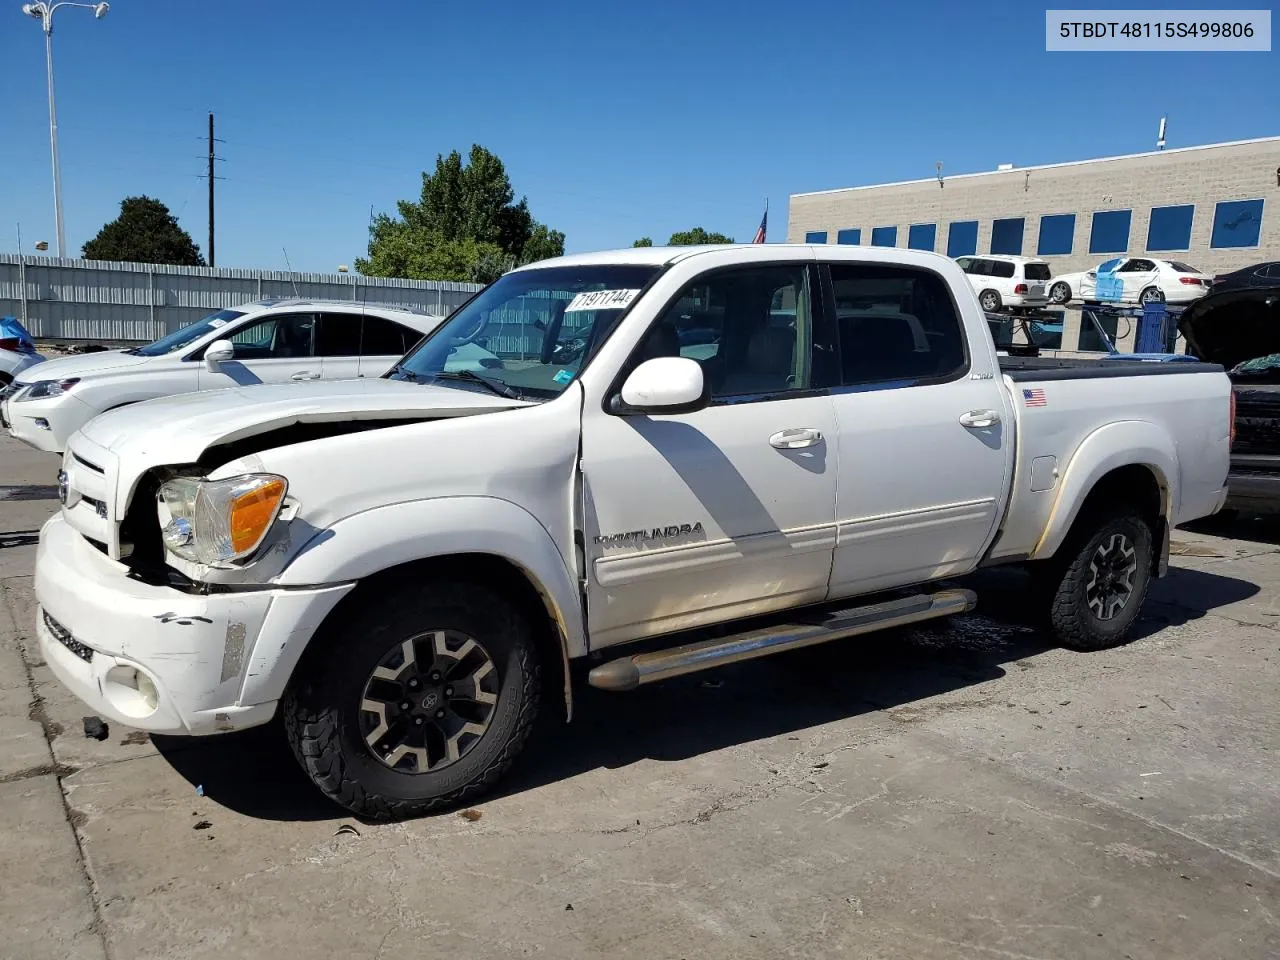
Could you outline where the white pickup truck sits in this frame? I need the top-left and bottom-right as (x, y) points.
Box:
(33, 244), (1232, 820)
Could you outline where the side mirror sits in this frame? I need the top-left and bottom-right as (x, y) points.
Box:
(611, 357), (707, 415)
(204, 339), (234, 370)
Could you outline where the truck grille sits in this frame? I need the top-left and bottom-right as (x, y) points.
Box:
(60, 436), (122, 558)
(43, 610), (94, 662)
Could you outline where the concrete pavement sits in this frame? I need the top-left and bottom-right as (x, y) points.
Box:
(0, 431), (1277, 959)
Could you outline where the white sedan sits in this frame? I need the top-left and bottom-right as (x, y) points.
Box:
(1048, 257), (1214, 306)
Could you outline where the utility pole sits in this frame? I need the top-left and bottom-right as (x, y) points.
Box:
(208, 112), (216, 267)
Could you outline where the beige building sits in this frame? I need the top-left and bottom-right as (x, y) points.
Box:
(787, 136), (1279, 280)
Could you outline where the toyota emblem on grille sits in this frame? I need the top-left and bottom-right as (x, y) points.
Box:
(56, 470), (68, 505)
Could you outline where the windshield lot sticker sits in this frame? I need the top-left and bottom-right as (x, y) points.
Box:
(564, 289), (641, 312)
(553, 369), (574, 384)
(208, 318), (228, 328)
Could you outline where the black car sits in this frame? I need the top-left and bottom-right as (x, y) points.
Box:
(1210, 261), (1280, 292)
(1179, 284), (1280, 512)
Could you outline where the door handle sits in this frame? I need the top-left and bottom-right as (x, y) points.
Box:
(769, 427), (823, 449)
(959, 409), (1001, 428)
(291, 371), (321, 381)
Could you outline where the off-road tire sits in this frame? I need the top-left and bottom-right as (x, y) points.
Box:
(283, 580), (541, 821)
(1047, 506), (1153, 651)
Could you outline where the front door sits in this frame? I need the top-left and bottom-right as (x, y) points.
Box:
(823, 259), (1013, 597)
(580, 262), (839, 648)
(197, 313), (320, 388)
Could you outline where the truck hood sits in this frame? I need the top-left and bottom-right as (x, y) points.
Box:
(13, 348), (150, 383)
(77, 377), (533, 465)
(1178, 286), (1280, 370)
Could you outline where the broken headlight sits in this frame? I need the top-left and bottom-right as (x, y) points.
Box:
(157, 474), (288, 565)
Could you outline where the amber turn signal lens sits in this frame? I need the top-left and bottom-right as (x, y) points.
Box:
(229, 478), (286, 554)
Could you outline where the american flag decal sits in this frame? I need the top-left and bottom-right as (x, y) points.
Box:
(1022, 387), (1047, 407)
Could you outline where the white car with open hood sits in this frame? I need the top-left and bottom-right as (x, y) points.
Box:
(0, 298), (442, 454)
(33, 244), (1232, 820)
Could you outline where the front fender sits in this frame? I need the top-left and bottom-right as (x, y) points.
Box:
(1032, 420), (1177, 560)
(276, 496), (587, 661)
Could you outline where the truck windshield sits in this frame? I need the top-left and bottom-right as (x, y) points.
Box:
(127, 309), (247, 357)
(392, 264), (660, 398)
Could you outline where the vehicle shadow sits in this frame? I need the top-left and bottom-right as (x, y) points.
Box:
(1184, 511), (1280, 548)
(152, 562), (1259, 823)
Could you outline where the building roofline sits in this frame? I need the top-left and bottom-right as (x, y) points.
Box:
(790, 135), (1280, 199)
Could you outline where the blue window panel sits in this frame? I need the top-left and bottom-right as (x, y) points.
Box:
(1089, 209), (1132, 254)
(1037, 213), (1075, 255)
(1146, 204), (1194, 251)
(836, 228), (861, 245)
(907, 223), (936, 251)
(871, 225), (897, 247)
(805, 230), (828, 243)
(1210, 199), (1264, 249)
(947, 220), (978, 257)
(990, 217), (1025, 255)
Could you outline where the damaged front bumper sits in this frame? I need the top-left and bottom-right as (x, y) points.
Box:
(35, 512), (352, 735)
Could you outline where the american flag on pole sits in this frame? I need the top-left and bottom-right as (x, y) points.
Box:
(1022, 387), (1047, 407)
(752, 201), (768, 244)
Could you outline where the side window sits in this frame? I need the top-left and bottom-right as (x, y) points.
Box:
(829, 264), (967, 387)
(990, 260), (1016, 279)
(637, 265), (814, 400)
(361, 315), (415, 355)
(227, 313), (314, 359)
(315, 313), (362, 357)
(969, 259), (991, 277)
(955, 257), (973, 273)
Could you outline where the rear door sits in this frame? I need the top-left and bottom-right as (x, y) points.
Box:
(1022, 261), (1051, 301)
(197, 312), (319, 388)
(823, 259), (1013, 596)
(1116, 258), (1159, 301)
(314, 312), (364, 380)
(358, 314), (420, 377)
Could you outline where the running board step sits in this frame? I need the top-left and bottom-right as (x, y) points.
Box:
(587, 588), (977, 692)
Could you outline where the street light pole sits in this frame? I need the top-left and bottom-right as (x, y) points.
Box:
(21, 1), (109, 259)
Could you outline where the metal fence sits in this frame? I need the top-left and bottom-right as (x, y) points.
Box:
(0, 254), (483, 343)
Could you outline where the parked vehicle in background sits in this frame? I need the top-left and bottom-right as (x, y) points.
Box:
(1, 299), (442, 454)
(955, 255), (1051, 312)
(1180, 283), (1280, 513)
(1049, 258), (1213, 306)
(33, 243), (1231, 819)
(0, 315), (47, 387)
(1210, 261), (1280, 293)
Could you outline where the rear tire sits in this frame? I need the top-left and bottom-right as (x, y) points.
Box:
(1049, 282), (1071, 304)
(979, 289), (1002, 312)
(283, 580), (542, 821)
(1140, 286), (1164, 305)
(1046, 507), (1153, 651)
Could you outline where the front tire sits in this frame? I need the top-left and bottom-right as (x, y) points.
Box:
(1049, 282), (1072, 304)
(1046, 507), (1153, 651)
(283, 580), (542, 821)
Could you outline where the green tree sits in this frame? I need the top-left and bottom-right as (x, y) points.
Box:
(357, 145), (564, 283)
(81, 196), (205, 266)
(667, 227), (734, 245)
(633, 237), (653, 247)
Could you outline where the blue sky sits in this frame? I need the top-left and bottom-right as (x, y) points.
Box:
(0, 0), (1274, 272)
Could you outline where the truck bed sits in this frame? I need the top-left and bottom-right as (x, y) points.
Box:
(999, 356), (1222, 380)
